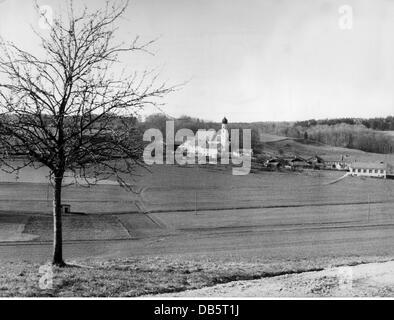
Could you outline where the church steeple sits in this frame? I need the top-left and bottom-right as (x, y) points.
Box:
(221, 116), (228, 130)
(220, 116), (229, 153)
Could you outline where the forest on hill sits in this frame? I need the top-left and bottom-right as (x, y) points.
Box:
(294, 116), (394, 131)
(253, 117), (394, 154)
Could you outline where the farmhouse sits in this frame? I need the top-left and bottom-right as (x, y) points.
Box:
(288, 156), (309, 169)
(349, 162), (387, 179)
(265, 158), (288, 169)
(308, 155), (325, 169)
(320, 154), (351, 170)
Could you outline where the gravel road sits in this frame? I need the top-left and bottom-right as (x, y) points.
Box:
(158, 260), (394, 297)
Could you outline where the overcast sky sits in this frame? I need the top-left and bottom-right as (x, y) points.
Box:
(1, 0), (394, 122)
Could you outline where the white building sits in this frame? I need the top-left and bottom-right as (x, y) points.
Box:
(177, 116), (252, 162)
(349, 162), (387, 179)
(178, 117), (230, 160)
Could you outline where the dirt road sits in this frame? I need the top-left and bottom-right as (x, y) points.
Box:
(158, 260), (394, 297)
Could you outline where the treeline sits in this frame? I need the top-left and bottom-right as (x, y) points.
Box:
(140, 114), (262, 151)
(303, 124), (394, 154)
(233, 120), (394, 154)
(250, 121), (394, 154)
(295, 116), (394, 131)
(292, 116), (394, 153)
(140, 114), (221, 133)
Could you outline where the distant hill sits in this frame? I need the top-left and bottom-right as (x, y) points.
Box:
(256, 135), (394, 168)
(295, 116), (394, 131)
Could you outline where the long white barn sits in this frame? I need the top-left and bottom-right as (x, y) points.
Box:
(349, 162), (387, 179)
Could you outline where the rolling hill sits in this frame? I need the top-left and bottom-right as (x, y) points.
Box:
(257, 133), (394, 167)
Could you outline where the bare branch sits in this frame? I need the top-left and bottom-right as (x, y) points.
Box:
(0, 0), (176, 191)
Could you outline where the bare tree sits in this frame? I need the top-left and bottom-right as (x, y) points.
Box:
(0, 1), (173, 266)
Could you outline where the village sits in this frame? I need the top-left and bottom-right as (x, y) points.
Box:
(173, 117), (393, 180)
(253, 153), (391, 179)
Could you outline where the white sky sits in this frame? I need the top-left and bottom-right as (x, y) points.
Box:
(0, 0), (394, 122)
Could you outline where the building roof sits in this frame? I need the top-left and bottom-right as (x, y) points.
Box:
(349, 162), (386, 170)
(309, 155), (324, 162)
(320, 154), (350, 162)
(289, 156), (307, 162)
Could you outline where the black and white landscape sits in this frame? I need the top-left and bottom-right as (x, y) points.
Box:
(0, 0), (394, 298)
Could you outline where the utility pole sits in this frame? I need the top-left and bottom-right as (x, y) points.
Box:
(195, 163), (199, 215)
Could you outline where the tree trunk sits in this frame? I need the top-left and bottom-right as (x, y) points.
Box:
(52, 175), (65, 266)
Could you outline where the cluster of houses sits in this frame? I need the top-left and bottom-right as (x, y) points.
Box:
(263, 154), (350, 170)
(261, 154), (389, 179)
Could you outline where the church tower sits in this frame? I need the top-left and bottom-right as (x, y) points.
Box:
(220, 116), (229, 153)
(221, 117), (228, 130)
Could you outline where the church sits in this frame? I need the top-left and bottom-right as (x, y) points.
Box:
(178, 117), (230, 160)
